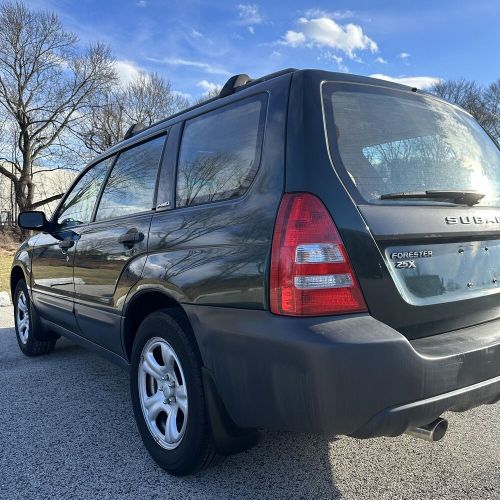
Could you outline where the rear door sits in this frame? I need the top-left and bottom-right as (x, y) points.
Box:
(321, 80), (500, 339)
(72, 133), (167, 353)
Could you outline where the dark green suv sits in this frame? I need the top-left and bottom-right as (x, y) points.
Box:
(11, 69), (500, 475)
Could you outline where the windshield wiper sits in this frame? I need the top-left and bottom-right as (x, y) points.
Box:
(379, 190), (485, 206)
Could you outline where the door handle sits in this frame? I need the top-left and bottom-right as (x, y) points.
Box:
(58, 238), (75, 251)
(118, 229), (144, 247)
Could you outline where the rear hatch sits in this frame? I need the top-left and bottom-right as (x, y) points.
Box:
(322, 80), (500, 339)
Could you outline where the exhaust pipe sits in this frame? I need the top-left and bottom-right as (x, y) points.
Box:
(405, 417), (448, 442)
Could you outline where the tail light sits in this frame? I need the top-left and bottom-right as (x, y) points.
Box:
(270, 193), (367, 316)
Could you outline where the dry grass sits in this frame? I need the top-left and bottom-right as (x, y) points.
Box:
(0, 229), (18, 292)
(0, 229), (20, 255)
(0, 254), (13, 293)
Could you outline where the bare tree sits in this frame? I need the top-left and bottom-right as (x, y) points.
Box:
(484, 79), (500, 143)
(81, 71), (190, 154)
(431, 79), (488, 123)
(192, 87), (221, 106)
(32, 168), (76, 217)
(0, 1), (116, 212)
(125, 72), (189, 124)
(80, 90), (126, 155)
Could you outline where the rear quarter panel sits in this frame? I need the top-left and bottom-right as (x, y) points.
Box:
(286, 70), (387, 314)
(136, 75), (292, 309)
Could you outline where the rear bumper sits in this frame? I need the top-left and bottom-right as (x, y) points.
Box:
(355, 374), (500, 438)
(184, 305), (500, 438)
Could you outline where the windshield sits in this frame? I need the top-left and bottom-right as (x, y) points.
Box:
(322, 82), (500, 206)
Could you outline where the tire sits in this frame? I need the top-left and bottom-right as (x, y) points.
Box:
(130, 309), (220, 475)
(13, 280), (57, 356)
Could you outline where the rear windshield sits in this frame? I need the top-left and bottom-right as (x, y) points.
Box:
(322, 82), (500, 206)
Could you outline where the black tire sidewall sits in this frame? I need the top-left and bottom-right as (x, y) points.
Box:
(130, 310), (209, 474)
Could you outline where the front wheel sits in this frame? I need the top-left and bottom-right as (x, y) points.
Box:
(130, 309), (219, 475)
(13, 280), (57, 356)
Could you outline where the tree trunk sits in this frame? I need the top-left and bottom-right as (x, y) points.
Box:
(15, 138), (35, 212)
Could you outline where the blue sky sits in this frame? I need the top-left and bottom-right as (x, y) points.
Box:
(29, 0), (500, 99)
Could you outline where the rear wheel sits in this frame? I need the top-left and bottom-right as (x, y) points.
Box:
(130, 309), (220, 475)
(13, 280), (57, 356)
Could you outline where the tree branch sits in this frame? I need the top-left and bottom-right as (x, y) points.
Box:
(31, 192), (63, 209)
(0, 164), (18, 182)
(0, 157), (21, 172)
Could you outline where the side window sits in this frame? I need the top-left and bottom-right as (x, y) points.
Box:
(95, 135), (166, 222)
(176, 95), (266, 207)
(56, 157), (113, 228)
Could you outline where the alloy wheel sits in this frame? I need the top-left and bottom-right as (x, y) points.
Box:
(16, 291), (30, 344)
(138, 337), (189, 450)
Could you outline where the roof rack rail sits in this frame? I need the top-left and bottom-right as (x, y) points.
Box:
(219, 74), (252, 97)
(123, 123), (145, 140)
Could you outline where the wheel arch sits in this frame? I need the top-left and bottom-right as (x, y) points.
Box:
(10, 265), (27, 299)
(122, 288), (202, 364)
(123, 288), (260, 456)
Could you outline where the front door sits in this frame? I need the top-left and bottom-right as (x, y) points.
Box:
(31, 157), (113, 331)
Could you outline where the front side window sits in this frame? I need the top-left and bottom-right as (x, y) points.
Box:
(323, 83), (500, 206)
(95, 135), (166, 221)
(176, 95), (266, 207)
(56, 157), (113, 228)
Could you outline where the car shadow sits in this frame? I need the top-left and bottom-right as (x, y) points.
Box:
(188, 432), (341, 499)
(0, 333), (342, 499)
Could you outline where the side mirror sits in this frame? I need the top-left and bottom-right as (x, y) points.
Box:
(18, 211), (49, 231)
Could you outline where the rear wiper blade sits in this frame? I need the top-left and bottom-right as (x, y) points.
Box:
(379, 190), (485, 206)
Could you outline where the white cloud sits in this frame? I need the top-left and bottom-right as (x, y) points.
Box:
(398, 52), (410, 59)
(375, 56), (387, 64)
(248, 26), (255, 35)
(114, 60), (141, 85)
(197, 80), (222, 96)
(237, 4), (262, 25)
(319, 51), (349, 72)
(172, 90), (192, 101)
(136, 0), (147, 7)
(280, 16), (378, 59)
(303, 8), (356, 20)
(191, 29), (203, 39)
(370, 73), (441, 89)
(149, 58), (231, 76)
(332, 55), (348, 72)
(283, 30), (306, 47)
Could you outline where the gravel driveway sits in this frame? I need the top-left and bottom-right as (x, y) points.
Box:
(1, 305), (499, 499)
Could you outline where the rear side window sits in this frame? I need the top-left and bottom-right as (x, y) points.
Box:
(56, 157), (113, 228)
(176, 95), (267, 207)
(96, 135), (166, 221)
